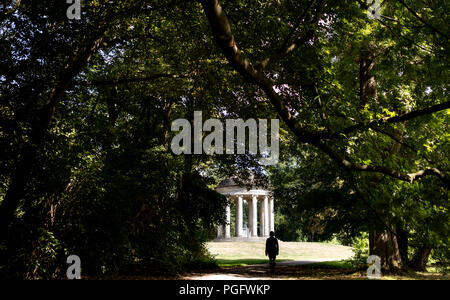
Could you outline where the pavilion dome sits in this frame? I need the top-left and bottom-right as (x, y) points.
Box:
(217, 177), (238, 188)
(217, 172), (270, 191)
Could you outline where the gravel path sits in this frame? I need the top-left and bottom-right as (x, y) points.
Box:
(184, 258), (350, 280)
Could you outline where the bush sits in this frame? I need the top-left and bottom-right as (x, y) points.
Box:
(349, 233), (370, 269)
(431, 246), (450, 275)
(183, 256), (218, 271)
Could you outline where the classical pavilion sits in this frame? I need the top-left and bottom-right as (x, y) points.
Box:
(215, 177), (274, 239)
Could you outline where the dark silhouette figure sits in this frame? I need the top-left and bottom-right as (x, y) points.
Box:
(265, 231), (279, 273)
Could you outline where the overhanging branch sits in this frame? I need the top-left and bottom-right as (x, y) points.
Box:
(330, 101), (450, 139)
(316, 142), (450, 188)
(397, 0), (449, 39)
(201, 0), (450, 188)
(72, 74), (187, 86)
(201, 0), (321, 144)
(255, 0), (322, 71)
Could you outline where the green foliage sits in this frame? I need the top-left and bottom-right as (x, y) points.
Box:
(431, 246), (450, 275)
(348, 233), (370, 269)
(1, 0), (449, 278)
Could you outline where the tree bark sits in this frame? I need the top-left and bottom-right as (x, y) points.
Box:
(410, 247), (432, 271)
(369, 229), (403, 271)
(396, 223), (409, 265)
(359, 49), (377, 110)
(360, 46), (404, 271)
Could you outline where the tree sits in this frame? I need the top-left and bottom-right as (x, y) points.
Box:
(1, 0), (448, 277)
(200, 0), (449, 270)
(0, 0), (230, 278)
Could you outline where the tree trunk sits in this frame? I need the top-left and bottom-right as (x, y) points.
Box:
(410, 247), (431, 271)
(369, 229), (403, 271)
(361, 46), (404, 272)
(359, 49), (377, 110)
(396, 223), (409, 265)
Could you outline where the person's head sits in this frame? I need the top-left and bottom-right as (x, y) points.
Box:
(270, 231), (275, 237)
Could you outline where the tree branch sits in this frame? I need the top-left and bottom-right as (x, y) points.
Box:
(201, 0), (321, 144)
(255, 30), (314, 71)
(1, 23), (109, 236)
(330, 101), (450, 139)
(397, 0), (449, 39)
(281, 0), (316, 50)
(201, 0), (450, 188)
(370, 126), (438, 166)
(72, 74), (187, 86)
(356, 0), (444, 51)
(255, 0), (322, 71)
(316, 142), (450, 188)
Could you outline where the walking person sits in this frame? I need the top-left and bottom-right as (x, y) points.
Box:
(265, 231), (279, 273)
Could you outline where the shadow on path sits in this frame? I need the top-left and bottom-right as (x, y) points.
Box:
(184, 259), (354, 280)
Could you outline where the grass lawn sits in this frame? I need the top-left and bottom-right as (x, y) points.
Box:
(199, 242), (449, 280)
(91, 243), (448, 280)
(217, 259), (281, 267)
(206, 241), (354, 267)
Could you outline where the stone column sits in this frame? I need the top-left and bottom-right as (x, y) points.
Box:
(248, 197), (253, 237)
(259, 199), (265, 237)
(252, 195), (258, 237)
(236, 195), (243, 237)
(269, 196), (274, 233)
(263, 195), (269, 236)
(225, 203), (231, 238)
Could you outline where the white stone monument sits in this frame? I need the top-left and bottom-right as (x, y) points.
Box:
(215, 176), (274, 241)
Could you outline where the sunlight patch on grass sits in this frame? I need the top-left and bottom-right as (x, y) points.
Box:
(217, 259), (293, 267)
(207, 241), (354, 265)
